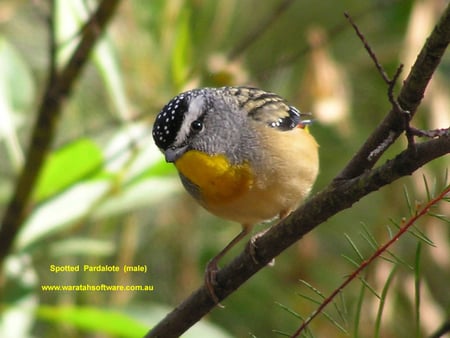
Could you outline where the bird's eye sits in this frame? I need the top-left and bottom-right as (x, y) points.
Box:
(190, 120), (203, 133)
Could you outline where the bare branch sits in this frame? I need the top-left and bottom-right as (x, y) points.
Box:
(409, 126), (450, 139)
(336, 3), (450, 180)
(344, 12), (392, 85)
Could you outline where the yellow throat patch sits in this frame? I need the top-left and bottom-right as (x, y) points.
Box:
(175, 150), (253, 205)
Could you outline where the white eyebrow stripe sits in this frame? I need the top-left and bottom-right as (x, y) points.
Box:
(174, 95), (205, 146)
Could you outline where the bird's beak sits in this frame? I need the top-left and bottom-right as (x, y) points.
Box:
(164, 145), (188, 163)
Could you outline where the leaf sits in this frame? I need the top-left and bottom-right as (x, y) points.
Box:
(353, 275), (366, 337)
(374, 265), (398, 338)
(17, 180), (110, 252)
(37, 304), (235, 338)
(34, 138), (104, 202)
(344, 233), (364, 262)
(341, 254), (360, 268)
(428, 212), (450, 224)
(358, 277), (380, 299)
(37, 305), (148, 338)
(274, 301), (301, 319)
(0, 291), (37, 338)
(298, 279), (325, 300)
(55, 0), (130, 119)
(422, 174), (432, 201)
(403, 185), (414, 216)
(0, 37), (34, 113)
(171, 8), (191, 88)
(359, 222), (379, 249)
(102, 123), (174, 183)
(296, 280), (348, 335)
(0, 36), (35, 168)
(93, 36), (131, 120)
(48, 237), (115, 257)
(414, 242), (422, 338)
(92, 177), (179, 220)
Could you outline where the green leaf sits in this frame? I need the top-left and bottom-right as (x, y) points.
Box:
(55, 0), (130, 119)
(17, 180), (110, 252)
(422, 174), (432, 201)
(92, 177), (179, 220)
(93, 36), (131, 119)
(414, 242), (422, 338)
(353, 275), (367, 337)
(403, 185), (414, 216)
(34, 138), (104, 202)
(0, 36), (34, 114)
(359, 222), (379, 250)
(358, 277), (380, 299)
(37, 305), (148, 338)
(274, 301), (301, 319)
(37, 304), (234, 338)
(137, 158), (178, 179)
(171, 9), (191, 88)
(48, 237), (115, 257)
(374, 265), (397, 338)
(0, 36), (35, 168)
(344, 233), (364, 262)
(102, 123), (174, 183)
(0, 290), (37, 338)
(341, 254), (360, 268)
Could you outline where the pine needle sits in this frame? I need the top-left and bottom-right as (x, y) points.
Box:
(341, 254), (361, 268)
(353, 277), (367, 338)
(414, 242), (422, 338)
(403, 186), (414, 216)
(374, 265), (398, 338)
(422, 175), (432, 201)
(344, 233), (364, 261)
(275, 301), (301, 319)
(358, 276), (380, 299)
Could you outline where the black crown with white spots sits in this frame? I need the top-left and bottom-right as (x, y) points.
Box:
(153, 90), (199, 150)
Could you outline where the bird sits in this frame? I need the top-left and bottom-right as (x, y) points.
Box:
(152, 86), (319, 303)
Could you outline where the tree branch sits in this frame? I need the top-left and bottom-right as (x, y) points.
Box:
(336, 2), (450, 180)
(0, 0), (121, 276)
(145, 4), (450, 337)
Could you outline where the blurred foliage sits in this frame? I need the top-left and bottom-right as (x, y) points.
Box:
(0, 0), (449, 337)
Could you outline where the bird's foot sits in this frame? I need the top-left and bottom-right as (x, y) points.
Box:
(204, 259), (224, 307)
(247, 229), (275, 266)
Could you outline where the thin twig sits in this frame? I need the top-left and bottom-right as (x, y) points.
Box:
(336, 3), (450, 180)
(344, 12), (391, 85)
(388, 64), (404, 106)
(345, 12), (407, 119)
(290, 184), (450, 337)
(409, 127), (450, 139)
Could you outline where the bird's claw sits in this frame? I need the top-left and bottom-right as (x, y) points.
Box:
(205, 260), (224, 307)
